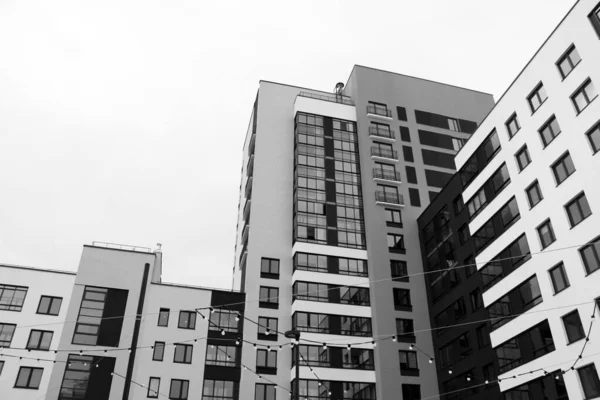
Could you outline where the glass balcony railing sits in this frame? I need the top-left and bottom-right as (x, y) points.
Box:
(368, 126), (395, 139)
(367, 105), (392, 117)
(375, 191), (404, 206)
(371, 147), (398, 160)
(373, 169), (402, 182)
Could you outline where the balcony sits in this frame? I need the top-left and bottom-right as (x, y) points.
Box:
(375, 191), (404, 207)
(248, 133), (256, 157)
(371, 147), (399, 162)
(245, 177), (253, 199)
(298, 91), (354, 106)
(246, 155), (254, 177)
(239, 248), (247, 268)
(367, 105), (392, 119)
(368, 126), (395, 141)
(241, 224), (249, 246)
(243, 199), (251, 222)
(373, 169), (402, 184)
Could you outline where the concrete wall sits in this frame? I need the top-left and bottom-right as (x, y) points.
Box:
(0, 265), (75, 400)
(345, 66), (494, 400)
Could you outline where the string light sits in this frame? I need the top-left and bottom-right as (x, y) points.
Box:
(221, 329), (226, 336)
(209, 307), (214, 313)
(235, 314), (240, 322)
(322, 343), (327, 350)
(392, 336), (397, 342)
(371, 340), (376, 347)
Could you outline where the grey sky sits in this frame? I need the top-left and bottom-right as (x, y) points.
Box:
(0, 0), (575, 290)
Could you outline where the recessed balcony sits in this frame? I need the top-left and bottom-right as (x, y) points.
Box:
(239, 248), (247, 268)
(246, 155), (254, 178)
(368, 126), (395, 141)
(367, 105), (392, 119)
(245, 177), (253, 199)
(243, 199), (251, 222)
(373, 169), (402, 184)
(248, 133), (256, 157)
(371, 147), (399, 162)
(375, 191), (404, 207)
(241, 224), (249, 246)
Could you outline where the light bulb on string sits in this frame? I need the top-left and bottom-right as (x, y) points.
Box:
(322, 343), (327, 350)
(265, 329), (270, 336)
(448, 369), (452, 375)
(209, 307), (214, 313)
(235, 314), (240, 321)
(429, 358), (434, 364)
(221, 329), (226, 336)
(347, 344), (351, 350)
(392, 336), (397, 342)
(409, 344), (413, 350)
(371, 340), (376, 347)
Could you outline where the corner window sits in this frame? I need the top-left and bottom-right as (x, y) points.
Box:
(14, 367), (43, 389)
(153, 342), (165, 361)
(506, 113), (520, 138)
(260, 258), (280, 279)
(515, 145), (531, 171)
(26, 330), (53, 351)
(549, 262), (570, 294)
(579, 236), (600, 275)
(491, 164), (510, 194)
(158, 308), (170, 327)
(539, 115), (562, 147)
(482, 130), (501, 160)
(178, 311), (196, 329)
(562, 310), (585, 344)
(578, 364), (600, 399)
(37, 296), (62, 316)
(537, 219), (556, 249)
(259, 286), (279, 309)
(565, 192), (592, 227)
(527, 83), (548, 113)
(587, 120), (600, 154)
(0, 284), (28, 312)
(557, 45), (581, 79)
(552, 152), (576, 185)
(571, 79), (598, 114)
(148, 377), (160, 398)
(173, 343), (193, 364)
(526, 180), (543, 208)
(169, 379), (189, 400)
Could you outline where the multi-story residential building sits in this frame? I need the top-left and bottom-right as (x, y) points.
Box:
(1, 242), (246, 400)
(449, 0), (600, 398)
(232, 67), (494, 399)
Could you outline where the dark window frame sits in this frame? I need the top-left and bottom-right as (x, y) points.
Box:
(385, 208), (403, 227)
(565, 191), (592, 228)
(178, 310), (196, 330)
(526, 180), (543, 209)
(537, 219), (557, 249)
(259, 286), (279, 309)
(205, 344), (237, 367)
(505, 113), (521, 138)
(527, 82), (548, 113)
(571, 78), (598, 114)
(257, 317), (278, 340)
(153, 341), (165, 361)
(158, 308), (170, 327)
(388, 233), (406, 253)
(398, 350), (419, 375)
(578, 363), (600, 399)
(551, 152), (576, 186)
(260, 258), (280, 279)
(579, 236), (600, 275)
(539, 115), (562, 148)
(0, 284), (28, 312)
(14, 366), (43, 389)
(148, 377), (160, 398)
(391, 260), (409, 282)
(26, 329), (53, 351)
(549, 262), (570, 294)
(0, 323), (17, 347)
(173, 343), (193, 364)
(562, 310), (586, 344)
(169, 379), (189, 400)
(36, 296), (62, 316)
(556, 44), (581, 79)
(515, 145), (532, 171)
(586, 119), (600, 154)
(256, 348), (277, 369)
(393, 288), (412, 311)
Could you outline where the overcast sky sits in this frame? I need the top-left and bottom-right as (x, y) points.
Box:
(0, 0), (576, 290)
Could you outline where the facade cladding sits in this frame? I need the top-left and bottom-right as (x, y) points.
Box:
(0, 244), (245, 400)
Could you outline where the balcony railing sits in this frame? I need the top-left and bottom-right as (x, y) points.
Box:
(298, 91), (354, 106)
(367, 105), (392, 118)
(245, 177), (253, 199)
(241, 224), (249, 246)
(368, 126), (395, 139)
(375, 191), (404, 206)
(246, 155), (254, 177)
(371, 147), (398, 160)
(248, 133), (256, 157)
(373, 169), (402, 182)
(243, 199), (251, 222)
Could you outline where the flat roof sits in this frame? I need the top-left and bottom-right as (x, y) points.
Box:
(0, 263), (76, 276)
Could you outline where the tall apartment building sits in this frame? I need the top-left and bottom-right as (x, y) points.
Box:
(232, 66), (494, 399)
(1, 243), (246, 400)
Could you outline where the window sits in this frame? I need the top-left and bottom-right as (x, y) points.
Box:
(500, 197), (520, 228)
(506, 113), (520, 138)
(37, 296), (62, 315)
(476, 324), (491, 348)
(0, 284), (28, 311)
(396, 318), (415, 342)
(296, 345), (329, 368)
(393, 288), (412, 311)
(580, 236), (600, 275)
(340, 286), (370, 306)
(385, 208), (402, 226)
(260, 258), (279, 279)
(452, 137), (466, 151)
(255, 383), (276, 400)
(588, 121), (600, 153)
(367, 101), (390, 117)
(467, 188), (487, 218)
(341, 316), (372, 336)
(210, 309), (240, 333)
(482, 130), (501, 160)
(526, 180), (543, 208)
(158, 308), (170, 327)
(519, 275), (543, 311)
(539, 115), (561, 147)
(402, 384), (421, 400)
(403, 146), (414, 162)
(259, 286), (279, 308)
(258, 317), (278, 339)
(256, 349), (277, 369)
(572, 79), (597, 113)
(406, 166), (417, 184)
(453, 195), (464, 215)
(14, 367), (43, 389)
(26, 330), (53, 351)
(173, 344), (193, 364)
(377, 184), (400, 204)
(148, 377), (160, 398)
(515, 145), (531, 171)
(388, 233), (405, 252)
(562, 310), (585, 344)
(341, 348), (374, 370)
(470, 289), (482, 312)
(153, 341), (165, 361)
(178, 311), (196, 329)
(409, 188), (421, 207)
(0, 323), (16, 347)
(399, 350), (419, 374)
(491, 164), (510, 194)
(73, 286), (107, 346)
(203, 380), (236, 400)
(578, 364), (600, 399)
(496, 339), (522, 374)
(400, 125), (410, 141)
(483, 363), (496, 382)
(557, 45), (581, 79)
(528, 83), (548, 112)
(549, 263), (570, 294)
(566, 192), (592, 227)
(339, 257), (368, 276)
(530, 320), (555, 358)
(294, 282), (328, 302)
(453, 298), (467, 320)
(169, 379), (189, 400)
(458, 224), (470, 245)
(0, 360), (3, 375)
(391, 260), (408, 282)
(294, 312), (330, 334)
(206, 344), (236, 366)
(397, 106), (407, 121)
(537, 219), (556, 249)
